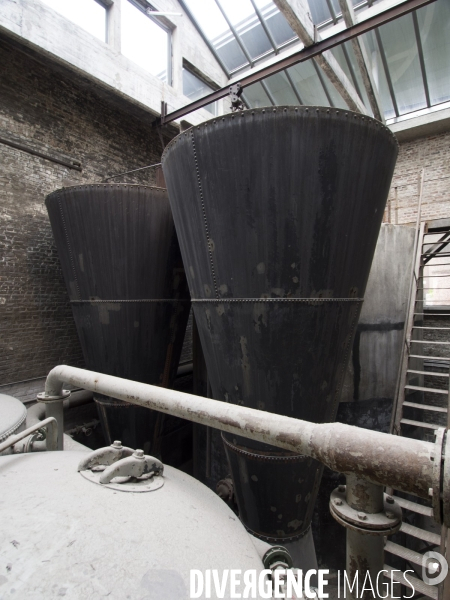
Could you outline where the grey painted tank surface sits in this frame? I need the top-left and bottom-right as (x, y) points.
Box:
(0, 394), (27, 455)
(0, 452), (265, 599)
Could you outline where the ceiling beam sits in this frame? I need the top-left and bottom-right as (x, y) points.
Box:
(272, 0), (368, 114)
(338, 0), (385, 121)
(155, 0), (437, 126)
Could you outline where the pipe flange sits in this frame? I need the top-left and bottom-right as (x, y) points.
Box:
(263, 546), (293, 570)
(432, 428), (446, 525)
(330, 488), (402, 536)
(37, 390), (71, 403)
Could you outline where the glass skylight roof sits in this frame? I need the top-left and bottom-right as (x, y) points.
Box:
(181, 0), (450, 124)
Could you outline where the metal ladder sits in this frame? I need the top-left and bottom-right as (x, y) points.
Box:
(386, 174), (450, 599)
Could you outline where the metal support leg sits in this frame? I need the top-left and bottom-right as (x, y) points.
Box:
(37, 389), (71, 451)
(346, 476), (385, 599)
(330, 475), (402, 600)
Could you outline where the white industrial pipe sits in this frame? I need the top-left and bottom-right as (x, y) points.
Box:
(38, 365), (445, 511)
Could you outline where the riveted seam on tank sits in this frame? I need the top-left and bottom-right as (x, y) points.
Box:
(222, 434), (305, 461)
(191, 130), (219, 299)
(191, 297), (364, 303)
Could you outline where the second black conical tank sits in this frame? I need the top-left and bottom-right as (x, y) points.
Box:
(162, 107), (398, 543)
(46, 184), (191, 453)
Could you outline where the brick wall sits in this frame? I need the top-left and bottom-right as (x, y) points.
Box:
(0, 38), (178, 399)
(384, 130), (450, 225)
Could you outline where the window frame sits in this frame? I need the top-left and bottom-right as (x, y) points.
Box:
(126, 0), (173, 85)
(182, 60), (220, 116)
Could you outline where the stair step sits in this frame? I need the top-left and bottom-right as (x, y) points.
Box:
(414, 313), (450, 316)
(403, 401), (448, 413)
(422, 252), (450, 257)
(413, 326), (450, 330)
(385, 541), (426, 567)
(384, 564), (437, 599)
(405, 384), (448, 394)
(401, 418), (441, 430)
(407, 369), (449, 377)
(410, 354), (450, 362)
(395, 497), (433, 517)
(410, 339), (450, 345)
(400, 522), (441, 545)
(424, 229), (450, 235)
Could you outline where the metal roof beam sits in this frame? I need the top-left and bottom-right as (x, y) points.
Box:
(155, 0), (437, 126)
(272, 0), (368, 114)
(338, 0), (385, 121)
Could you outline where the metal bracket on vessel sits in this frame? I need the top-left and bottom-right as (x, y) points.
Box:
(78, 441), (164, 493)
(229, 83), (244, 111)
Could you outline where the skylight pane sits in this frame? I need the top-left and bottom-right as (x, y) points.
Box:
(239, 23), (273, 59)
(215, 38), (249, 72)
(243, 81), (272, 108)
(264, 72), (300, 105)
(362, 30), (396, 119)
(376, 16), (427, 116)
(417, 1), (450, 106)
(252, 1), (296, 47)
(183, 0), (230, 41)
(307, 0), (332, 26)
(40, 0), (106, 41)
(218, 0), (255, 26)
(286, 62), (330, 106)
(121, 1), (169, 82)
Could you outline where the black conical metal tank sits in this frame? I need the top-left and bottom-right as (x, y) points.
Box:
(162, 107), (398, 543)
(46, 184), (190, 453)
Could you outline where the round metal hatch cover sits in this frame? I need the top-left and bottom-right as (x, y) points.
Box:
(80, 467), (164, 492)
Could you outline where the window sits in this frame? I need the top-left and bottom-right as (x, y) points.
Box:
(40, 0), (107, 42)
(121, 1), (171, 84)
(182, 67), (218, 115)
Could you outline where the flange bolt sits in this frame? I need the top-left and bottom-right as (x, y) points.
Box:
(357, 513), (367, 521)
(334, 499), (343, 506)
(386, 496), (394, 504)
(338, 485), (346, 493)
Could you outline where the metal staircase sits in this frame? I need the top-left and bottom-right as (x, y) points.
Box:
(386, 200), (450, 598)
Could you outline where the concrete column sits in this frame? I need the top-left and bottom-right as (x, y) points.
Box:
(106, 0), (121, 53)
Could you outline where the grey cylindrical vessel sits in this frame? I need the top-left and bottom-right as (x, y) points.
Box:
(162, 107), (398, 542)
(45, 184), (190, 452)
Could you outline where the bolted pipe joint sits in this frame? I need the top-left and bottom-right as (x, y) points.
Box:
(36, 388), (71, 451)
(330, 475), (402, 536)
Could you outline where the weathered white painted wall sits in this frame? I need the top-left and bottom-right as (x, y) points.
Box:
(0, 0), (228, 126)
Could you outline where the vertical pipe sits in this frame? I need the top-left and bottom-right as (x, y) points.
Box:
(45, 401), (64, 451)
(345, 475), (385, 600)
